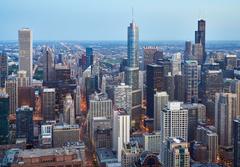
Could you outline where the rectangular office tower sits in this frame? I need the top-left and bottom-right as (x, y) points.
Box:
(18, 28), (33, 85)
(0, 93), (9, 145)
(86, 47), (93, 69)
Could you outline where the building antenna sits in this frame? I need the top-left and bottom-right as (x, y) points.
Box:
(132, 7), (134, 23)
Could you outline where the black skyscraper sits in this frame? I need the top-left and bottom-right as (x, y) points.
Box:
(195, 20), (206, 63)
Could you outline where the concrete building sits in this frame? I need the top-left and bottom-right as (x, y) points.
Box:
(40, 124), (53, 148)
(193, 43), (203, 64)
(154, 91), (168, 131)
(163, 137), (190, 167)
(114, 83), (132, 115)
(143, 132), (160, 153)
(18, 28), (32, 85)
(42, 46), (55, 82)
(196, 125), (218, 163)
(184, 60), (199, 103)
(112, 109), (130, 162)
(42, 88), (55, 121)
(17, 70), (29, 87)
(171, 52), (182, 76)
(184, 41), (192, 60)
(121, 141), (142, 167)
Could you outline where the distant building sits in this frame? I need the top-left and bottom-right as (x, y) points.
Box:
(143, 47), (163, 69)
(42, 46), (55, 82)
(17, 70), (29, 87)
(18, 28), (33, 85)
(171, 53), (182, 76)
(0, 93), (9, 145)
(0, 52), (8, 88)
(174, 73), (185, 101)
(184, 41), (192, 60)
(86, 47), (93, 69)
(164, 73), (175, 100)
(225, 54), (237, 70)
(195, 19), (206, 63)
(40, 124), (53, 148)
(16, 106), (34, 144)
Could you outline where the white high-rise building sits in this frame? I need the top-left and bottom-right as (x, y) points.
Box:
(114, 83), (132, 115)
(154, 92), (169, 131)
(160, 102), (188, 163)
(18, 28), (32, 85)
(112, 109), (130, 162)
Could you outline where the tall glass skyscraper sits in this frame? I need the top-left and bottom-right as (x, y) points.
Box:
(125, 20), (142, 128)
(0, 93), (9, 145)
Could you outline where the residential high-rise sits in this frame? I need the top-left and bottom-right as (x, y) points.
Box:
(42, 46), (55, 82)
(195, 19), (206, 63)
(184, 60), (199, 103)
(16, 106), (34, 144)
(0, 52), (8, 88)
(146, 64), (164, 118)
(125, 20), (142, 128)
(6, 76), (18, 114)
(63, 93), (75, 125)
(114, 83), (132, 115)
(42, 88), (56, 121)
(163, 137), (190, 167)
(164, 73), (175, 101)
(18, 28), (33, 85)
(225, 54), (237, 70)
(234, 119), (240, 167)
(160, 102), (188, 163)
(112, 109), (130, 162)
(154, 92), (169, 131)
(0, 93), (9, 145)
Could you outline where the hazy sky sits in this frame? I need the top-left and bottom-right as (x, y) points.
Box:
(1, 0), (240, 41)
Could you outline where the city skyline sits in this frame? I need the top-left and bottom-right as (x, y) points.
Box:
(0, 0), (240, 41)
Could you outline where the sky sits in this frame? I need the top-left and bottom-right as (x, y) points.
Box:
(0, 0), (240, 41)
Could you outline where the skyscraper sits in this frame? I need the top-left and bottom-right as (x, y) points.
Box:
(154, 92), (169, 131)
(146, 64), (164, 118)
(17, 70), (29, 87)
(184, 41), (192, 60)
(86, 47), (93, 68)
(42, 88), (56, 121)
(192, 43), (203, 64)
(16, 106), (34, 144)
(195, 19), (206, 63)
(184, 60), (199, 103)
(125, 20), (142, 127)
(0, 52), (8, 88)
(6, 76), (18, 114)
(42, 46), (55, 82)
(63, 93), (75, 125)
(234, 119), (240, 167)
(112, 109), (130, 162)
(171, 52), (182, 76)
(18, 28), (33, 85)
(0, 93), (9, 145)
